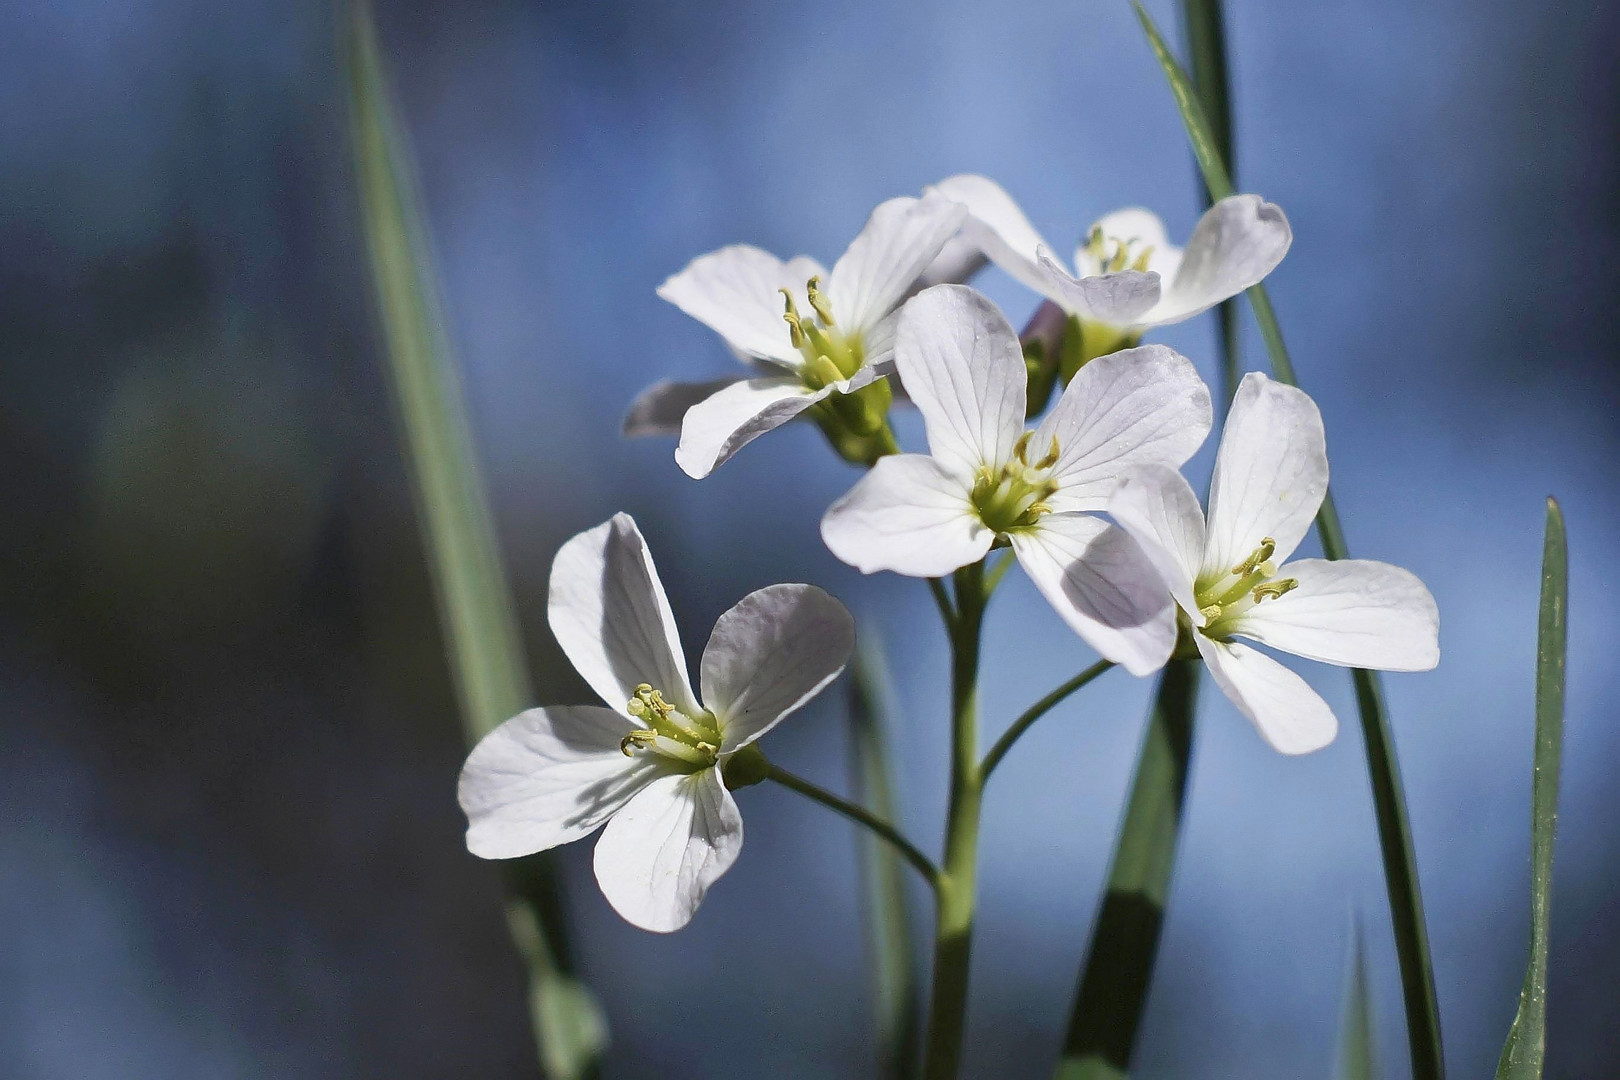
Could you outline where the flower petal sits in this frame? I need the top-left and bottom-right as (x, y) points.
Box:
(1227, 558), (1440, 671)
(1035, 344), (1212, 512)
(459, 706), (667, 859)
(927, 173), (1053, 297)
(592, 767), (743, 933)
(658, 244), (825, 367)
(1194, 633), (1338, 754)
(1204, 372), (1328, 576)
(701, 584), (855, 752)
(548, 513), (700, 716)
(1107, 464), (1207, 620)
(821, 453), (991, 577)
(1010, 513), (1177, 676)
(912, 230), (989, 292)
(827, 192), (967, 333)
(1145, 195), (1291, 326)
(893, 284), (1026, 475)
(674, 375), (823, 479)
(1073, 207), (1177, 277)
(623, 377), (746, 437)
(1034, 249), (1161, 326)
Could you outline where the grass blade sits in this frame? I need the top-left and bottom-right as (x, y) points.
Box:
(1337, 921), (1379, 1080)
(1132, 6), (1445, 1078)
(1494, 498), (1568, 1079)
(1054, 659), (1200, 1080)
(847, 632), (922, 1080)
(1177, 0), (1242, 407)
(346, 4), (606, 1075)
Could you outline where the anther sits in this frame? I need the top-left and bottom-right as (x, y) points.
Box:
(1252, 578), (1299, 603)
(1232, 537), (1277, 577)
(1012, 430), (1034, 463)
(1199, 603), (1223, 623)
(619, 730), (657, 756)
(1033, 436), (1061, 471)
(1129, 245), (1155, 272)
(780, 289), (805, 348)
(805, 275), (836, 325)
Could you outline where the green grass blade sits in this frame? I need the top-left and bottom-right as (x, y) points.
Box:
(848, 632), (922, 1080)
(1337, 922), (1379, 1080)
(1177, 0), (1242, 407)
(1132, 7), (1445, 1078)
(346, 5), (606, 1075)
(1494, 498), (1568, 1079)
(1054, 659), (1200, 1080)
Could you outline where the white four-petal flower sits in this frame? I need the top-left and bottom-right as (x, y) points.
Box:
(820, 284), (1213, 675)
(1108, 372), (1440, 754)
(927, 173), (1292, 335)
(458, 513), (854, 932)
(626, 192), (968, 478)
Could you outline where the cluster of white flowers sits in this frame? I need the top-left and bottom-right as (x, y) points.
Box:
(458, 175), (1439, 932)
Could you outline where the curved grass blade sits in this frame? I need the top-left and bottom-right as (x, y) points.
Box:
(1494, 498), (1568, 1079)
(1177, 0), (1242, 407)
(1054, 659), (1199, 1080)
(1131, 7), (1444, 1078)
(347, 4), (606, 1075)
(848, 631), (922, 1080)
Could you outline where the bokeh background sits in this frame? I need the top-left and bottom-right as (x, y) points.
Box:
(3, 0), (1616, 1077)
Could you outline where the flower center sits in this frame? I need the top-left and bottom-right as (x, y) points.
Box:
(1193, 537), (1299, 638)
(971, 431), (1061, 534)
(619, 683), (722, 770)
(1082, 226), (1156, 275)
(782, 276), (865, 391)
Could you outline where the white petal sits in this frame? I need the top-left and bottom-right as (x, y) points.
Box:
(928, 174), (1053, 297)
(1145, 195), (1292, 326)
(912, 230), (989, 291)
(592, 768), (743, 933)
(1035, 344), (1212, 512)
(701, 584), (855, 752)
(1204, 372), (1328, 576)
(658, 245), (825, 366)
(1035, 248), (1161, 326)
(893, 284), (1026, 475)
(1107, 465), (1207, 621)
(1195, 633), (1338, 754)
(1227, 558), (1440, 671)
(548, 513), (699, 716)
(624, 377), (745, 437)
(674, 375), (823, 479)
(821, 454), (991, 577)
(459, 706), (667, 859)
(827, 192), (967, 333)
(1074, 207), (1176, 277)
(1010, 514), (1177, 676)
(861, 310), (898, 375)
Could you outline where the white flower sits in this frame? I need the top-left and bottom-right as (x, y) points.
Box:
(458, 513), (854, 932)
(927, 173), (1291, 340)
(820, 284), (1213, 675)
(1108, 372), (1439, 754)
(626, 192), (968, 478)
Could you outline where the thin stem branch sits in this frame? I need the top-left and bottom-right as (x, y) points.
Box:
(920, 560), (988, 1080)
(928, 576), (956, 629)
(767, 763), (940, 892)
(983, 550), (1016, 597)
(981, 660), (1114, 781)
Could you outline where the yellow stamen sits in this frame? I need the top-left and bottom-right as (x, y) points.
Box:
(805, 275), (836, 325)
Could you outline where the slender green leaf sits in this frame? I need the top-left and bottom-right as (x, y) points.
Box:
(346, 5), (606, 1075)
(1054, 659), (1199, 1080)
(1495, 498), (1568, 1079)
(847, 632), (922, 1080)
(1337, 921), (1379, 1080)
(1177, 0), (1242, 407)
(1132, 7), (1445, 1079)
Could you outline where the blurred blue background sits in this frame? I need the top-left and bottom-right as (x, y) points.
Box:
(2, 0), (1616, 1077)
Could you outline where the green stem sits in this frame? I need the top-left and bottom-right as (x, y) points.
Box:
(1055, 659), (1200, 1080)
(767, 763), (940, 891)
(920, 561), (988, 1080)
(929, 576), (957, 628)
(981, 660), (1114, 781)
